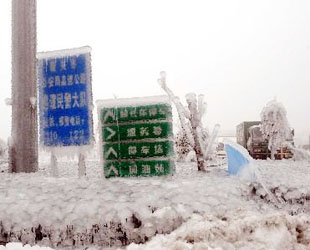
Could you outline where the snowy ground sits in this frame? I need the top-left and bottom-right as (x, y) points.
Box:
(0, 155), (310, 249)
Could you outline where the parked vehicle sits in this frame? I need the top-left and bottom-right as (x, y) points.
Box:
(236, 121), (293, 160)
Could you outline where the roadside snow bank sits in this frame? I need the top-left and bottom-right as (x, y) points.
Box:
(127, 211), (310, 250)
(250, 160), (310, 213)
(1, 160), (310, 248)
(0, 161), (262, 248)
(0, 243), (53, 250)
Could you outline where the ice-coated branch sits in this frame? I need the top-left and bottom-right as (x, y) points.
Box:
(197, 94), (207, 124)
(185, 93), (206, 171)
(157, 71), (221, 171)
(204, 124), (220, 161)
(158, 72), (194, 147)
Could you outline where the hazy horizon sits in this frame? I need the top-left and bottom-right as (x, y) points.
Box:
(0, 0), (309, 145)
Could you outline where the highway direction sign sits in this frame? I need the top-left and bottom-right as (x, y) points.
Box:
(99, 97), (174, 178)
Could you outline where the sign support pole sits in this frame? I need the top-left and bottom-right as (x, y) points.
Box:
(50, 150), (59, 177)
(78, 153), (86, 177)
(10, 0), (38, 173)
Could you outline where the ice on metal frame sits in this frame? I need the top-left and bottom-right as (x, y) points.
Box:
(96, 95), (170, 109)
(37, 46), (91, 60)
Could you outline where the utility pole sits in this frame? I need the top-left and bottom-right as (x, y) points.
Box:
(10, 0), (38, 172)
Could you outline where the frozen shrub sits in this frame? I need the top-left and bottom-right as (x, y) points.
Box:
(158, 72), (220, 171)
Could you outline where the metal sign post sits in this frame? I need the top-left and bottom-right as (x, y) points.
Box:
(10, 0), (38, 173)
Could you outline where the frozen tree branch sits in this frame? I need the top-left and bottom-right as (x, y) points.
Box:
(158, 72), (220, 171)
(158, 72), (194, 147)
(204, 124), (221, 161)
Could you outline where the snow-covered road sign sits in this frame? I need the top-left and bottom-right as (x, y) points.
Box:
(37, 47), (93, 147)
(98, 96), (174, 178)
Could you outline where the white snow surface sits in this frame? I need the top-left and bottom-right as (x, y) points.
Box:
(0, 157), (310, 249)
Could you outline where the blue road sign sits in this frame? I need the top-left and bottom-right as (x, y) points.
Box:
(38, 47), (93, 147)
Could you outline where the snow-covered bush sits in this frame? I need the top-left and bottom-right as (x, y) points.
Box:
(158, 72), (220, 171)
(175, 129), (192, 161)
(260, 100), (292, 160)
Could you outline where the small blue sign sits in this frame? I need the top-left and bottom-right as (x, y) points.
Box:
(38, 47), (93, 147)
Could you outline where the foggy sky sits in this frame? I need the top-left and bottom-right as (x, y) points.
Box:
(0, 0), (309, 144)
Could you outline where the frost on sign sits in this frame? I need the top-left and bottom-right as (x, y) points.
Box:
(99, 98), (175, 178)
(37, 47), (93, 147)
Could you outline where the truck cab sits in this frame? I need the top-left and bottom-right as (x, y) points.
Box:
(247, 125), (269, 159)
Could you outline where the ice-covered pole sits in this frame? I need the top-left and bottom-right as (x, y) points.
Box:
(10, 0), (38, 172)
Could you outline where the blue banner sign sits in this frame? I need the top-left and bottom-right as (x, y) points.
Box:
(38, 47), (93, 147)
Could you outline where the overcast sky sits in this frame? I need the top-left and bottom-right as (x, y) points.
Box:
(0, 0), (309, 144)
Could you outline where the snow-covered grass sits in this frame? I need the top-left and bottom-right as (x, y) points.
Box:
(0, 156), (310, 249)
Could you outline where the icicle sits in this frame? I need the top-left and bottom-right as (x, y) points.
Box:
(197, 94), (206, 122)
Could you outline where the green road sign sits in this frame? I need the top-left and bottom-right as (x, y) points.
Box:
(103, 122), (173, 142)
(101, 104), (172, 125)
(100, 99), (174, 178)
(104, 160), (174, 177)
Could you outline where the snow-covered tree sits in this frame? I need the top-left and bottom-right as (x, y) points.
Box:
(175, 129), (192, 161)
(260, 99), (291, 160)
(158, 71), (220, 171)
